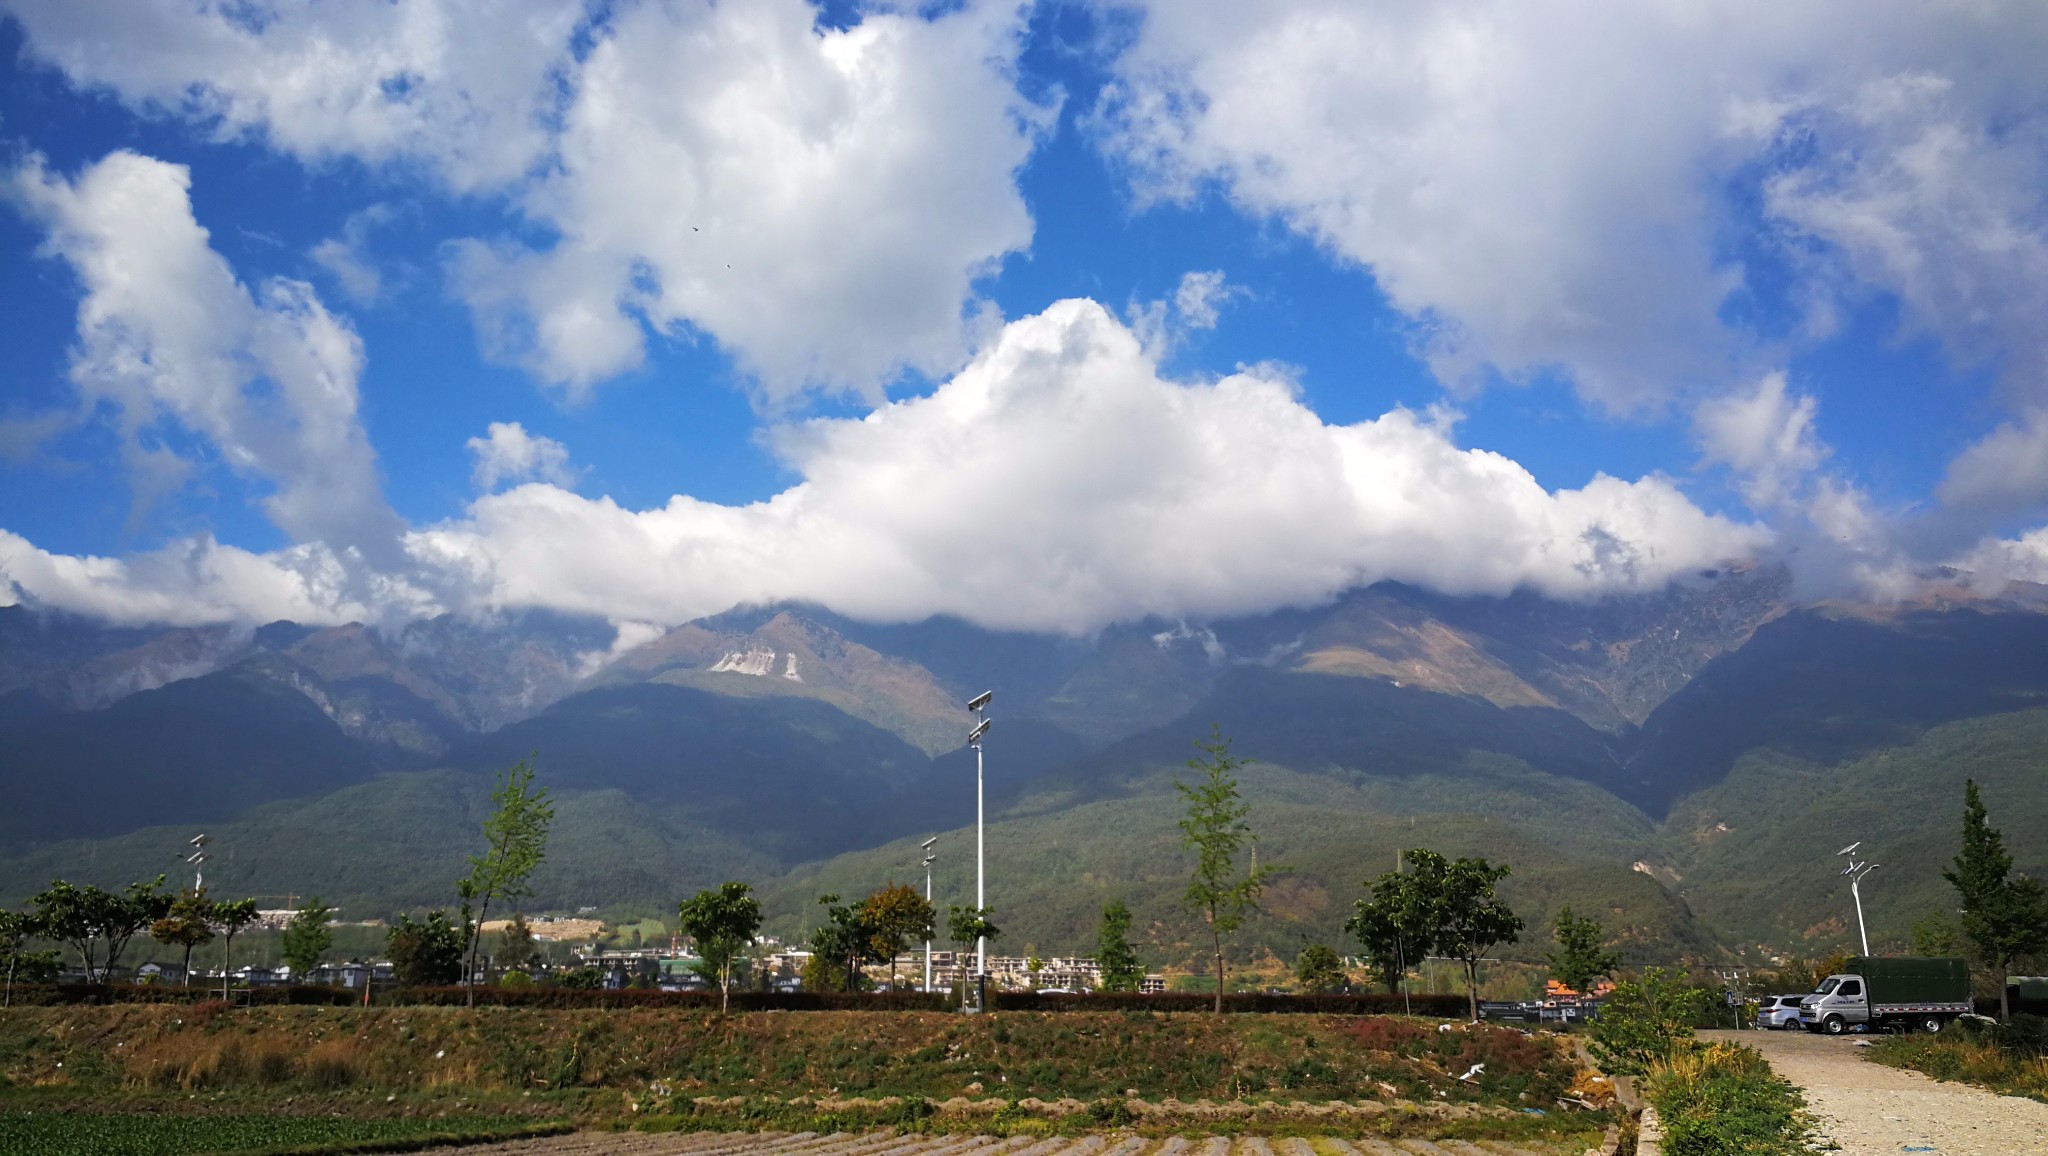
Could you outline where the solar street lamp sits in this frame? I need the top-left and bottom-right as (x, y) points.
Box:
(921, 837), (938, 993)
(967, 692), (993, 1005)
(1837, 842), (1879, 956)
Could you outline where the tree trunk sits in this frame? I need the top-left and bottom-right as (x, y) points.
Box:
(466, 896), (492, 1009)
(2000, 960), (2010, 1021)
(182, 942), (193, 987)
(720, 958), (730, 1015)
(1464, 957), (1480, 1022)
(222, 933), (233, 1002)
(1212, 917), (1225, 1015)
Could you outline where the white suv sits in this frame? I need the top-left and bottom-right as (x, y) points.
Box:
(1756, 993), (1806, 1029)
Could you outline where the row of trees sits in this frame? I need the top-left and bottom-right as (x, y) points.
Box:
(0, 877), (338, 1001)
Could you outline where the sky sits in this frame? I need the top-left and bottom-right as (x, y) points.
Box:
(0, 0), (2046, 637)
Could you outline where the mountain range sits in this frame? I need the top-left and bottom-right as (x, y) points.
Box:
(2, 566), (2044, 968)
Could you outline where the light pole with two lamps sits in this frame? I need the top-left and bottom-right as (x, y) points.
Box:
(1837, 841), (1879, 956)
(966, 690), (992, 1010)
(920, 836), (938, 993)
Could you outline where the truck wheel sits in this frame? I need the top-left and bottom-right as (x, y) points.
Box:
(1918, 1016), (1943, 1033)
(1823, 1015), (1847, 1035)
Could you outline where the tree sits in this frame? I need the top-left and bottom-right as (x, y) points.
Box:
(859, 882), (935, 991)
(1294, 943), (1348, 994)
(1095, 899), (1143, 992)
(1346, 859), (1437, 1003)
(29, 876), (172, 984)
(677, 881), (763, 1013)
(458, 757), (554, 1007)
(387, 911), (466, 987)
(1176, 726), (1277, 1012)
(1547, 904), (1622, 997)
(211, 898), (260, 1000)
(810, 894), (885, 992)
(1419, 851), (1524, 1022)
(280, 898), (335, 980)
(1942, 778), (2048, 1019)
(947, 904), (999, 1006)
(497, 912), (539, 974)
(151, 887), (216, 987)
(0, 910), (59, 1005)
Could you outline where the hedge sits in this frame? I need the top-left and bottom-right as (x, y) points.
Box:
(8, 982), (1472, 1015)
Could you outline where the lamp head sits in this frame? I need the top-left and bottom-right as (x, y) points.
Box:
(921, 836), (938, 850)
(1836, 841), (1860, 857)
(967, 718), (991, 744)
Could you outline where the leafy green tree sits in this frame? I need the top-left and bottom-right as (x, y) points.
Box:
(280, 898), (335, 980)
(388, 911), (466, 987)
(810, 894), (886, 992)
(860, 882), (936, 991)
(1346, 858), (1436, 1001)
(1094, 899), (1143, 992)
(1547, 904), (1622, 997)
(150, 887), (216, 987)
(1402, 849), (1524, 1022)
(1294, 943), (1348, 994)
(1589, 968), (1714, 1075)
(497, 912), (539, 974)
(458, 757), (554, 1007)
(1175, 726), (1277, 1012)
(947, 904), (999, 1006)
(677, 881), (764, 1012)
(0, 910), (59, 1004)
(29, 876), (173, 983)
(210, 898), (260, 1000)
(1942, 779), (2048, 1019)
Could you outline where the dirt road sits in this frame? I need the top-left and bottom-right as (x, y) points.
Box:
(447, 1131), (1588, 1156)
(1706, 1028), (2048, 1155)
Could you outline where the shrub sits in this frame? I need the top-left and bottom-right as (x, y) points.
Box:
(1590, 968), (1713, 1075)
(1648, 1042), (1812, 1156)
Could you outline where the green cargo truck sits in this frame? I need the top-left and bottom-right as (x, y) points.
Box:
(1799, 956), (1970, 1034)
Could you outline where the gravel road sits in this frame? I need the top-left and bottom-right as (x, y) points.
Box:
(1705, 1028), (2048, 1155)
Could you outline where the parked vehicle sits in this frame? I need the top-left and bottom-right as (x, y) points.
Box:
(1799, 956), (1970, 1035)
(1756, 993), (1807, 1030)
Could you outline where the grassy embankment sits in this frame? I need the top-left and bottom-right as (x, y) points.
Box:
(0, 1005), (1610, 1143)
(1865, 1016), (2048, 1102)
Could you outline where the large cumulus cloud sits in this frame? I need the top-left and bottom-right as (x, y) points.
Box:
(0, 300), (1768, 630)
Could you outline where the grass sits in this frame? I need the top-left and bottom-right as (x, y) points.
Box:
(1866, 1019), (2048, 1103)
(0, 1112), (568, 1156)
(1645, 1041), (1813, 1156)
(0, 1005), (1609, 1140)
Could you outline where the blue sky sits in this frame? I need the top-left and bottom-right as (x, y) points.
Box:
(1, 1), (2045, 634)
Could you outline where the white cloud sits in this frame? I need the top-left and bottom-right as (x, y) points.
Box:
(7, 150), (405, 571)
(468, 421), (576, 491)
(0, 531), (421, 627)
(0, 299), (1771, 631)
(409, 299), (1764, 631)
(1695, 373), (1829, 511)
(1173, 270), (1239, 331)
(310, 205), (397, 305)
(448, 0), (1049, 402)
(1095, 0), (2048, 421)
(0, 0), (579, 193)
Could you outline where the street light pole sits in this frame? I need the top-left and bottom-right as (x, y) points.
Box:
(966, 692), (993, 1010)
(921, 837), (937, 993)
(1837, 842), (1879, 956)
